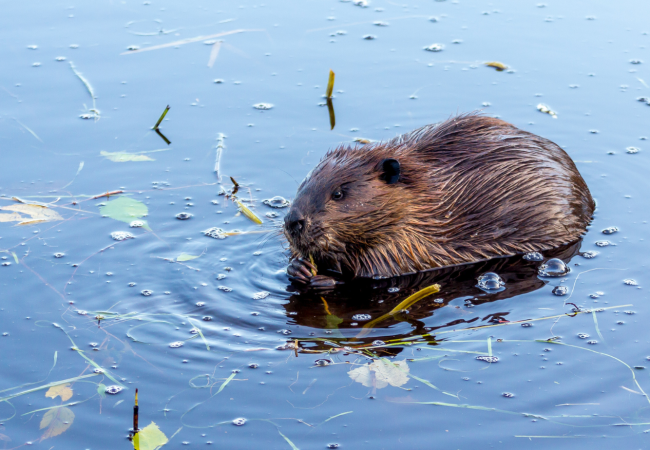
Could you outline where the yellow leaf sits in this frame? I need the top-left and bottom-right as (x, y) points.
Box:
(133, 422), (169, 450)
(45, 383), (73, 402)
(40, 407), (74, 440)
(177, 253), (200, 262)
(0, 204), (63, 225)
(101, 151), (155, 162)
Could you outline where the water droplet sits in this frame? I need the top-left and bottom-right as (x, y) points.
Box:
(552, 286), (569, 296)
(204, 227), (226, 239)
(105, 385), (123, 395)
(110, 231), (134, 241)
(476, 356), (499, 363)
(477, 272), (505, 290)
(263, 196), (290, 208)
(141, 290), (153, 296)
(538, 258), (569, 277)
(626, 147), (640, 154)
(523, 252), (543, 261)
(253, 103), (273, 110)
(176, 212), (192, 220)
(424, 43), (444, 52)
(352, 314), (371, 321)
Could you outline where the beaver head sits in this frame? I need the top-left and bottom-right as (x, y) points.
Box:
(283, 113), (594, 279)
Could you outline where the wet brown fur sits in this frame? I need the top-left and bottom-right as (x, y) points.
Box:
(284, 113), (595, 279)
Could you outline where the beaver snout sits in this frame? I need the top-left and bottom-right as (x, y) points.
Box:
(284, 209), (306, 235)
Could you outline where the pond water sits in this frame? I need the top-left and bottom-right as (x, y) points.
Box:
(1, 0), (649, 448)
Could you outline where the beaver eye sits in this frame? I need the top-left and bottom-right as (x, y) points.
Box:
(332, 190), (343, 200)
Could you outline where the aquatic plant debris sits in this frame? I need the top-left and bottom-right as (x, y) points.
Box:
(132, 421), (168, 450)
(120, 29), (263, 54)
(485, 61), (508, 71)
(45, 383), (73, 402)
(236, 200), (263, 224)
(69, 61), (99, 120)
(100, 197), (150, 229)
(40, 406), (75, 440)
(348, 359), (410, 389)
(326, 69), (336, 98)
(0, 203), (63, 226)
(537, 103), (558, 118)
(100, 150), (166, 162)
(207, 40), (222, 68)
(153, 105), (170, 130)
(214, 133), (226, 181)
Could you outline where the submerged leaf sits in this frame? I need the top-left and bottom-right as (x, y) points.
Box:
(45, 383), (73, 402)
(177, 253), (200, 262)
(0, 204), (63, 225)
(101, 151), (155, 162)
(348, 359), (410, 389)
(133, 421), (168, 450)
(40, 407), (74, 440)
(100, 197), (150, 229)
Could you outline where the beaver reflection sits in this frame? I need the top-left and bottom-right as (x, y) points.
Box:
(283, 242), (582, 345)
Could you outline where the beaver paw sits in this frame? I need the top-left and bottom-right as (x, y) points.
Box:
(287, 258), (317, 284)
(287, 259), (339, 289)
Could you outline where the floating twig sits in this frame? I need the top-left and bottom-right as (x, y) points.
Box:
(214, 133), (225, 181)
(90, 190), (124, 200)
(155, 128), (171, 145)
(326, 70), (335, 98)
(207, 41), (222, 68)
(153, 105), (170, 130)
(121, 29), (263, 55)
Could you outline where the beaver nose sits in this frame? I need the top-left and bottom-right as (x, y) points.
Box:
(285, 210), (306, 233)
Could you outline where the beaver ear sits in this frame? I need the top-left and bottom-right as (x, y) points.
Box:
(380, 158), (401, 184)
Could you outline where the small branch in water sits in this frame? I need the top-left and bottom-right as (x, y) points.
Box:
(214, 133), (226, 181)
(153, 105), (170, 130)
(326, 70), (335, 99)
(155, 128), (171, 145)
(133, 388), (139, 432)
(90, 190), (124, 200)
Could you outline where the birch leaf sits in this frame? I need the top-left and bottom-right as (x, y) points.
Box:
(45, 383), (73, 402)
(40, 407), (74, 440)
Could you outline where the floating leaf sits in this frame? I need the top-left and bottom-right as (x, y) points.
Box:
(40, 406), (74, 440)
(101, 151), (154, 162)
(348, 359), (410, 389)
(485, 61), (508, 71)
(100, 197), (150, 230)
(0, 204), (63, 225)
(177, 253), (200, 262)
(133, 421), (169, 450)
(45, 383), (73, 402)
(236, 200), (262, 225)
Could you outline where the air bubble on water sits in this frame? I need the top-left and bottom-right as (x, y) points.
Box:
(216, 274), (227, 280)
(141, 290), (153, 296)
(169, 342), (183, 348)
(626, 147), (640, 154)
(578, 333), (589, 339)
(204, 227), (226, 239)
(433, 298), (443, 303)
(93, 368), (104, 373)
(523, 252), (543, 261)
(265, 212), (279, 218)
(253, 291), (270, 300)
(581, 251), (599, 259)
(1, 262), (11, 266)
(625, 311), (636, 315)
(587, 340), (598, 345)
(55, 56), (66, 61)
(54, 253), (65, 258)
(477, 272), (505, 291)
(595, 240), (611, 247)
(263, 196), (290, 208)
(253, 103), (273, 110)
(232, 418), (246, 426)
(130, 220), (145, 228)
(105, 385), (123, 395)
(196, 302), (205, 307)
(111, 231), (134, 241)
(214, 79), (224, 84)
(552, 286), (569, 296)
(279, 329), (292, 335)
(630, 59), (643, 64)
(387, 287), (400, 293)
(218, 286), (233, 292)
(589, 291), (604, 298)
(126, 45), (139, 51)
(602, 227), (618, 234)
(77, 310), (88, 315)
(248, 363), (259, 369)
(521, 323), (533, 327)
(624, 279), (638, 286)
(352, 314), (371, 321)
(538, 258), (569, 277)
(176, 212), (192, 220)
(202, 316), (213, 321)
(476, 356), (499, 363)
(327, 444), (340, 449)
(424, 43), (444, 52)
(250, 312), (260, 316)
(502, 392), (515, 398)
(372, 340), (386, 346)
(190, 328), (199, 334)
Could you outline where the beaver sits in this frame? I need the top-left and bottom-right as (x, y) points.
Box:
(284, 113), (595, 288)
